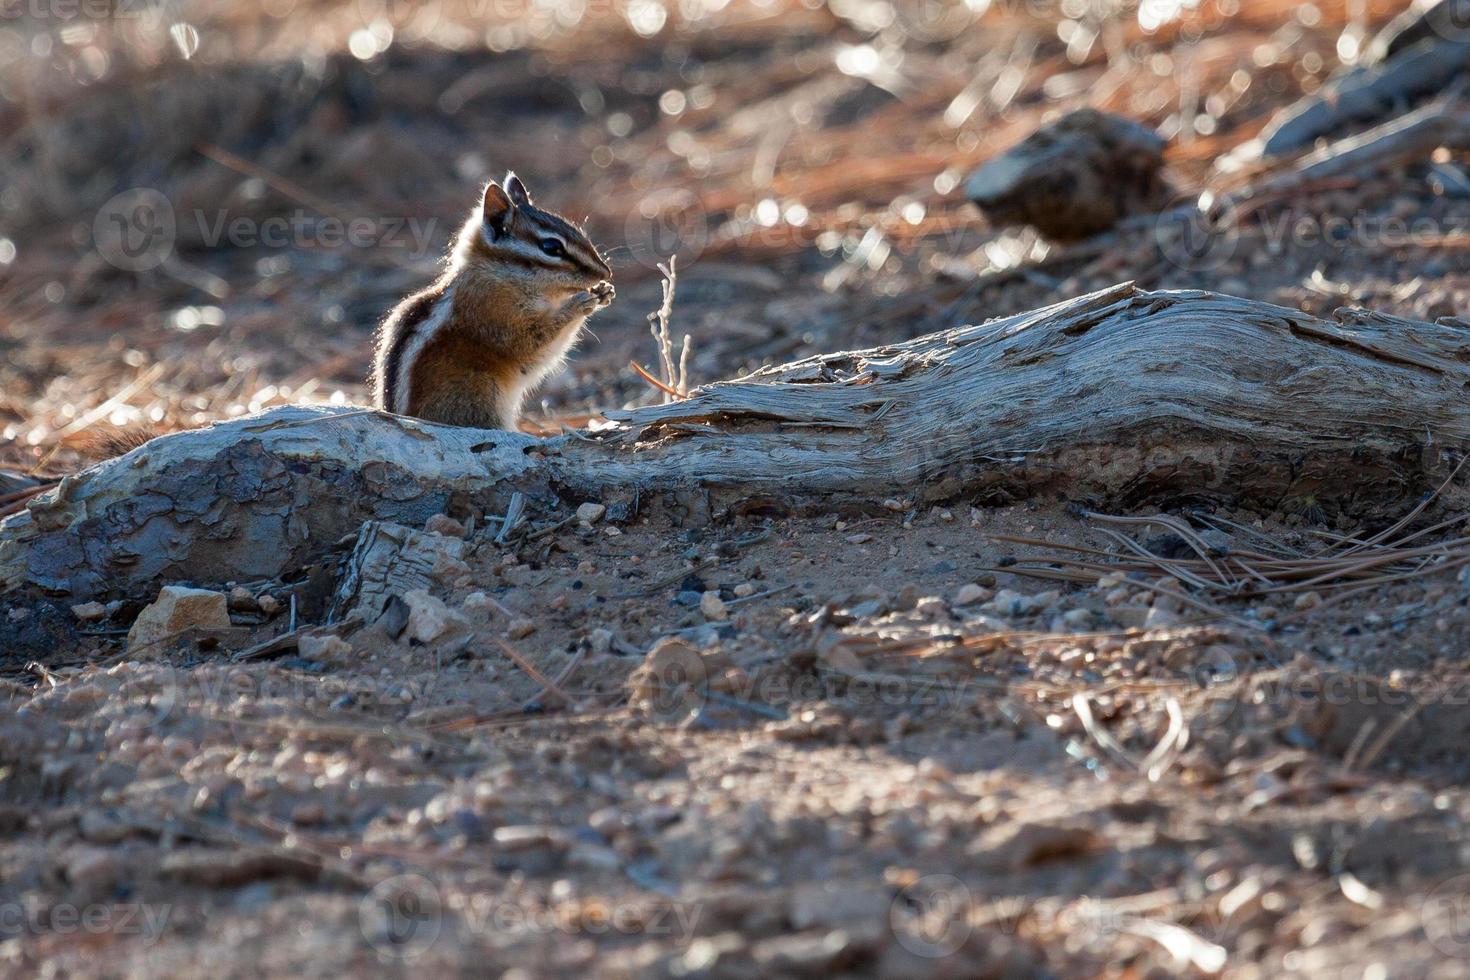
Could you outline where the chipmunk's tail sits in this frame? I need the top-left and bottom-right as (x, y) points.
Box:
(72, 424), (173, 462)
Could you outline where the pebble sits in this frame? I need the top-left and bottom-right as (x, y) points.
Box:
(461, 592), (496, 616)
(402, 589), (455, 644)
(425, 513), (466, 538)
(66, 847), (121, 891)
(985, 589), (1039, 618)
(576, 502), (606, 525)
(733, 583), (756, 598)
(701, 592), (728, 621)
(258, 595), (283, 616)
(1062, 608), (1093, 630)
(508, 617), (537, 639)
(589, 628), (614, 655)
(493, 825), (570, 852)
(1293, 591), (1323, 611)
(914, 596), (948, 620)
(953, 584), (992, 606)
(127, 586), (231, 652)
(71, 601), (107, 622)
(299, 634), (353, 662)
(226, 587), (258, 612)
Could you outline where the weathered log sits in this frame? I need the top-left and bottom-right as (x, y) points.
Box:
(3, 283), (1469, 603)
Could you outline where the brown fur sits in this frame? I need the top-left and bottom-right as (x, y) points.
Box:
(373, 177), (613, 430)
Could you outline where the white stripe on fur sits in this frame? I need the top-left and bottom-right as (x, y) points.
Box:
(393, 286), (455, 414)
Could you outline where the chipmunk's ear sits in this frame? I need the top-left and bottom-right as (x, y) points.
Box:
(482, 180), (514, 239)
(504, 171), (533, 208)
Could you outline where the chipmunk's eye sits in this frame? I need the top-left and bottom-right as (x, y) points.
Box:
(539, 238), (566, 258)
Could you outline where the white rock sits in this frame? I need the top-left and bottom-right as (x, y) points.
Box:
(733, 583), (756, 598)
(700, 592), (728, 621)
(1062, 608), (1094, 630)
(299, 634), (353, 662)
(401, 589), (453, 644)
(508, 617), (537, 639)
(915, 596), (949, 619)
(127, 586), (230, 651)
(589, 628), (614, 655)
(71, 601), (107, 622)
(576, 502), (606, 524)
(953, 584), (991, 606)
(461, 591), (496, 616)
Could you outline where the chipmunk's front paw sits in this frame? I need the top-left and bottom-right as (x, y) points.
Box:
(590, 280), (615, 308)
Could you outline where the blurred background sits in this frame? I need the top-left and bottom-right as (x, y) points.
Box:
(1, 0), (1465, 475)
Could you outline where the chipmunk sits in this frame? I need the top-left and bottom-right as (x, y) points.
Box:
(373, 173), (614, 429)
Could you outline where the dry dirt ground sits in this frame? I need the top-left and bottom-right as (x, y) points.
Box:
(4, 0), (1470, 976)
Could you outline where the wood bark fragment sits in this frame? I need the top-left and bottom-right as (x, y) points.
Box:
(3, 284), (1468, 603)
(326, 521), (466, 625)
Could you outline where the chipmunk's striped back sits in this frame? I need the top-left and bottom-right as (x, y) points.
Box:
(372, 173), (614, 430)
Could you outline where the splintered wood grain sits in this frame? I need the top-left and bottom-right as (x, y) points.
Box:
(4, 284), (1468, 602)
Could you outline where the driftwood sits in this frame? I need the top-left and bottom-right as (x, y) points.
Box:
(3, 283), (1469, 603)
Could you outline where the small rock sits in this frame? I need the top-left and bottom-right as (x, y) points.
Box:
(71, 601), (107, 622)
(568, 843), (622, 871)
(701, 592), (728, 621)
(401, 589), (453, 644)
(493, 825), (570, 852)
(226, 586), (258, 612)
(127, 586), (230, 652)
(589, 628), (614, 655)
(508, 617), (537, 639)
(966, 108), (1167, 240)
(258, 595), (283, 616)
(733, 583), (756, 598)
(425, 513), (467, 538)
(299, 634), (353, 662)
(845, 533), (873, 544)
(915, 596), (949, 620)
(953, 583), (992, 606)
(462, 591), (496, 616)
(985, 589), (1039, 618)
(1294, 591), (1323, 611)
(752, 931), (853, 976)
(1062, 608), (1094, 630)
(846, 599), (887, 619)
(576, 502), (606, 525)
(66, 847), (121, 891)
(1144, 603), (1182, 629)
